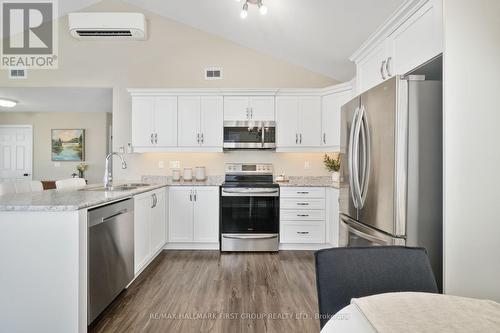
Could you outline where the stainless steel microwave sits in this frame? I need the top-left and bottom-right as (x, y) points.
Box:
(223, 121), (276, 150)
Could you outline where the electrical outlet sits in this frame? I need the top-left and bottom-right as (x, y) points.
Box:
(158, 161), (165, 169)
(304, 161), (310, 169)
(169, 161), (180, 169)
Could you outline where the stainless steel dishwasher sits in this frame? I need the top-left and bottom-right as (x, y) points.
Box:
(88, 199), (134, 324)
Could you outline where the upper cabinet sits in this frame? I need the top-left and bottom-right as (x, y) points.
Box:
(224, 96), (275, 121)
(351, 0), (443, 94)
(276, 96), (322, 149)
(131, 96), (177, 148)
(178, 96), (223, 149)
(321, 89), (353, 149)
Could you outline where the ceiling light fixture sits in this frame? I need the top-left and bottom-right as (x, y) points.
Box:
(238, 0), (268, 19)
(0, 98), (17, 108)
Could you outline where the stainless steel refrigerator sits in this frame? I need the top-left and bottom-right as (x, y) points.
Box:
(339, 75), (443, 288)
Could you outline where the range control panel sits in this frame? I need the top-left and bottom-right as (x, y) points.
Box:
(225, 163), (273, 175)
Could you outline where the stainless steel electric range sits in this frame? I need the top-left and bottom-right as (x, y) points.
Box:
(220, 163), (279, 252)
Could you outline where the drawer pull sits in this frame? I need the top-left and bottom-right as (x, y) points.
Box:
(297, 231), (309, 235)
(297, 214), (309, 217)
(296, 191), (309, 194)
(297, 203), (309, 206)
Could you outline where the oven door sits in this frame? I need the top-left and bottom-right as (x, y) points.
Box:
(223, 121), (275, 149)
(220, 188), (279, 234)
(339, 214), (405, 247)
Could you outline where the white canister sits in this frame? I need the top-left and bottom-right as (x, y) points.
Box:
(172, 169), (181, 181)
(195, 166), (206, 181)
(183, 168), (193, 181)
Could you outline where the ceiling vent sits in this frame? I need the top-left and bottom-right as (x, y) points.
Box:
(68, 12), (147, 40)
(205, 67), (223, 80)
(9, 68), (27, 79)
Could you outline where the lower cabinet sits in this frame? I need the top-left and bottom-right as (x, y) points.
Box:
(134, 187), (167, 274)
(168, 186), (219, 244)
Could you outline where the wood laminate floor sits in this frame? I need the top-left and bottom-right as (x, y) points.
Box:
(89, 250), (320, 333)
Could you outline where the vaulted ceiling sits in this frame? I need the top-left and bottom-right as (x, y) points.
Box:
(59, 0), (406, 82)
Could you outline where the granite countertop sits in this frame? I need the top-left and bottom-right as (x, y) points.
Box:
(275, 176), (340, 189)
(0, 183), (169, 212)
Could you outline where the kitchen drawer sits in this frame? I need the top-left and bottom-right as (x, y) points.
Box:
(280, 221), (325, 244)
(280, 198), (325, 210)
(280, 187), (325, 199)
(280, 209), (325, 221)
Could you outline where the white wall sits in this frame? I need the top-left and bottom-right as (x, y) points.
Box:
(0, 0), (337, 181)
(0, 112), (110, 183)
(443, 0), (500, 301)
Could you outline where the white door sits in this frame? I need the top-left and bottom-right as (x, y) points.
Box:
(299, 97), (322, 147)
(154, 97), (178, 147)
(223, 97), (249, 121)
(178, 96), (201, 147)
(321, 90), (352, 148)
(131, 97), (154, 147)
(249, 96), (275, 121)
(200, 96), (223, 147)
(168, 187), (194, 242)
(193, 187), (219, 242)
(356, 41), (390, 94)
(0, 126), (33, 181)
(150, 188), (167, 253)
(134, 192), (152, 273)
(276, 96), (299, 147)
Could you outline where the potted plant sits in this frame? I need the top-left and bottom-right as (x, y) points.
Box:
(323, 154), (340, 182)
(76, 162), (88, 179)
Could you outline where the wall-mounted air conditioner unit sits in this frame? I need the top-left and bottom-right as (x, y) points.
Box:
(68, 12), (147, 40)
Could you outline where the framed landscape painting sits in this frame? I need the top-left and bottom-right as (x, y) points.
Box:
(51, 129), (85, 161)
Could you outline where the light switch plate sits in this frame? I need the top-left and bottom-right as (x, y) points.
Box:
(169, 161), (180, 169)
(158, 161), (165, 169)
(54, 162), (61, 167)
(304, 161), (310, 169)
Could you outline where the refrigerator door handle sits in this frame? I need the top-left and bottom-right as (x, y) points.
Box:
(342, 217), (393, 246)
(348, 106), (360, 208)
(359, 107), (371, 208)
(352, 105), (364, 208)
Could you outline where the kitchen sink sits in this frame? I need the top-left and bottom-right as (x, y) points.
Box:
(80, 183), (151, 192)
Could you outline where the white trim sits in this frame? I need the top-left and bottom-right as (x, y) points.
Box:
(349, 0), (429, 63)
(276, 146), (339, 153)
(163, 242), (219, 250)
(279, 243), (336, 251)
(133, 147), (223, 153)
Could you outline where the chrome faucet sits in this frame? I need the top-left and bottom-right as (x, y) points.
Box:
(104, 152), (127, 189)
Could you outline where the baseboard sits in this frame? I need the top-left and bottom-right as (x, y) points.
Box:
(163, 242), (219, 250)
(279, 243), (337, 251)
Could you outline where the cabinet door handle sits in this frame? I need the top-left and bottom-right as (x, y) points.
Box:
(201, 133), (204, 144)
(381, 60), (387, 80)
(194, 190), (197, 202)
(297, 214), (309, 217)
(386, 57), (392, 77)
(189, 192), (193, 201)
(297, 191), (309, 194)
(150, 133), (154, 144)
(323, 133), (326, 144)
(251, 108), (253, 119)
(296, 133), (298, 144)
(197, 133), (200, 144)
(151, 194), (156, 208)
(300, 133), (302, 144)
(297, 231), (309, 235)
(246, 107), (250, 119)
(297, 202), (309, 206)
(155, 133), (158, 144)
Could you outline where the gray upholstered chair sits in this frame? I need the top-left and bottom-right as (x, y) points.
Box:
(314, 246), (438, 328)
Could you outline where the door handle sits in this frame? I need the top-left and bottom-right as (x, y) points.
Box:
(386, 57), (392, 77)
(193, 190), (197, 202)
(348, 106), (361, 209)
(189, 191), (193, 201)
(197, 133), (200, 144)
(297, 214), (309, 217)
(246, 108), (250, 119)
(150, 133), (154, 144)
(223, 234), (278, 240)
(299, 133), (302, 144)
(323, 133), (326, 144)
(201, 133), (204, 144)
(381, 60), (387, 80)
(154, 133), (158, 144)
(251, 108), (253, 119)
(297, 231), (309, 235)
(297, 202), (309, 206)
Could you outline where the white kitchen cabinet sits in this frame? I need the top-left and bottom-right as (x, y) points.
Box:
(322, 90), (353, 149)
(134, 187), (167, 274)
(131, 96), (177, 148)
(169, 186), (219, 244)
(280, 187), (326, 244)
(276, 96), (321, 148)
(178, 96), (223, 149)
(224, 96), (275, 121)
(150, 188), (167, 254)
(326, 188), (340, 246)
(351, 0), (443, 94)
(387, 0), (443, 77)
